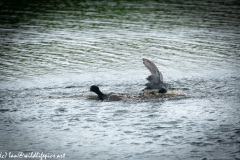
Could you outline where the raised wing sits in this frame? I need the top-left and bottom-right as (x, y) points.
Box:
(143, 58), (163, 89)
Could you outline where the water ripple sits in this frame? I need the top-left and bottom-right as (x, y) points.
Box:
(0, 0), (240, 159)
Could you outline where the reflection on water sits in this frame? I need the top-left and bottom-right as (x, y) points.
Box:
(1, 0), (240, 81)
(0, 0), (240, 159)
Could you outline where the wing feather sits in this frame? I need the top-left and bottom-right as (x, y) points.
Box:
(143, 58), (164, 89)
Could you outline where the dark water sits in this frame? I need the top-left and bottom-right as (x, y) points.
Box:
(0, 0), (240, 159)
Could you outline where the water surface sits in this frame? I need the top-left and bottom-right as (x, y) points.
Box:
(0, 0), (240, 159)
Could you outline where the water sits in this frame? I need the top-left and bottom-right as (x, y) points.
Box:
(0, 0), (240, 159)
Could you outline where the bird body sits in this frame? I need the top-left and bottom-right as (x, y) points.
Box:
(89, 85), (125, 101)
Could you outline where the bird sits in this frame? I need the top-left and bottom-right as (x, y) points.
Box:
(142, 58), (171, 93)
(89, 58), (171, 101)
(89, 85), (126, 101)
